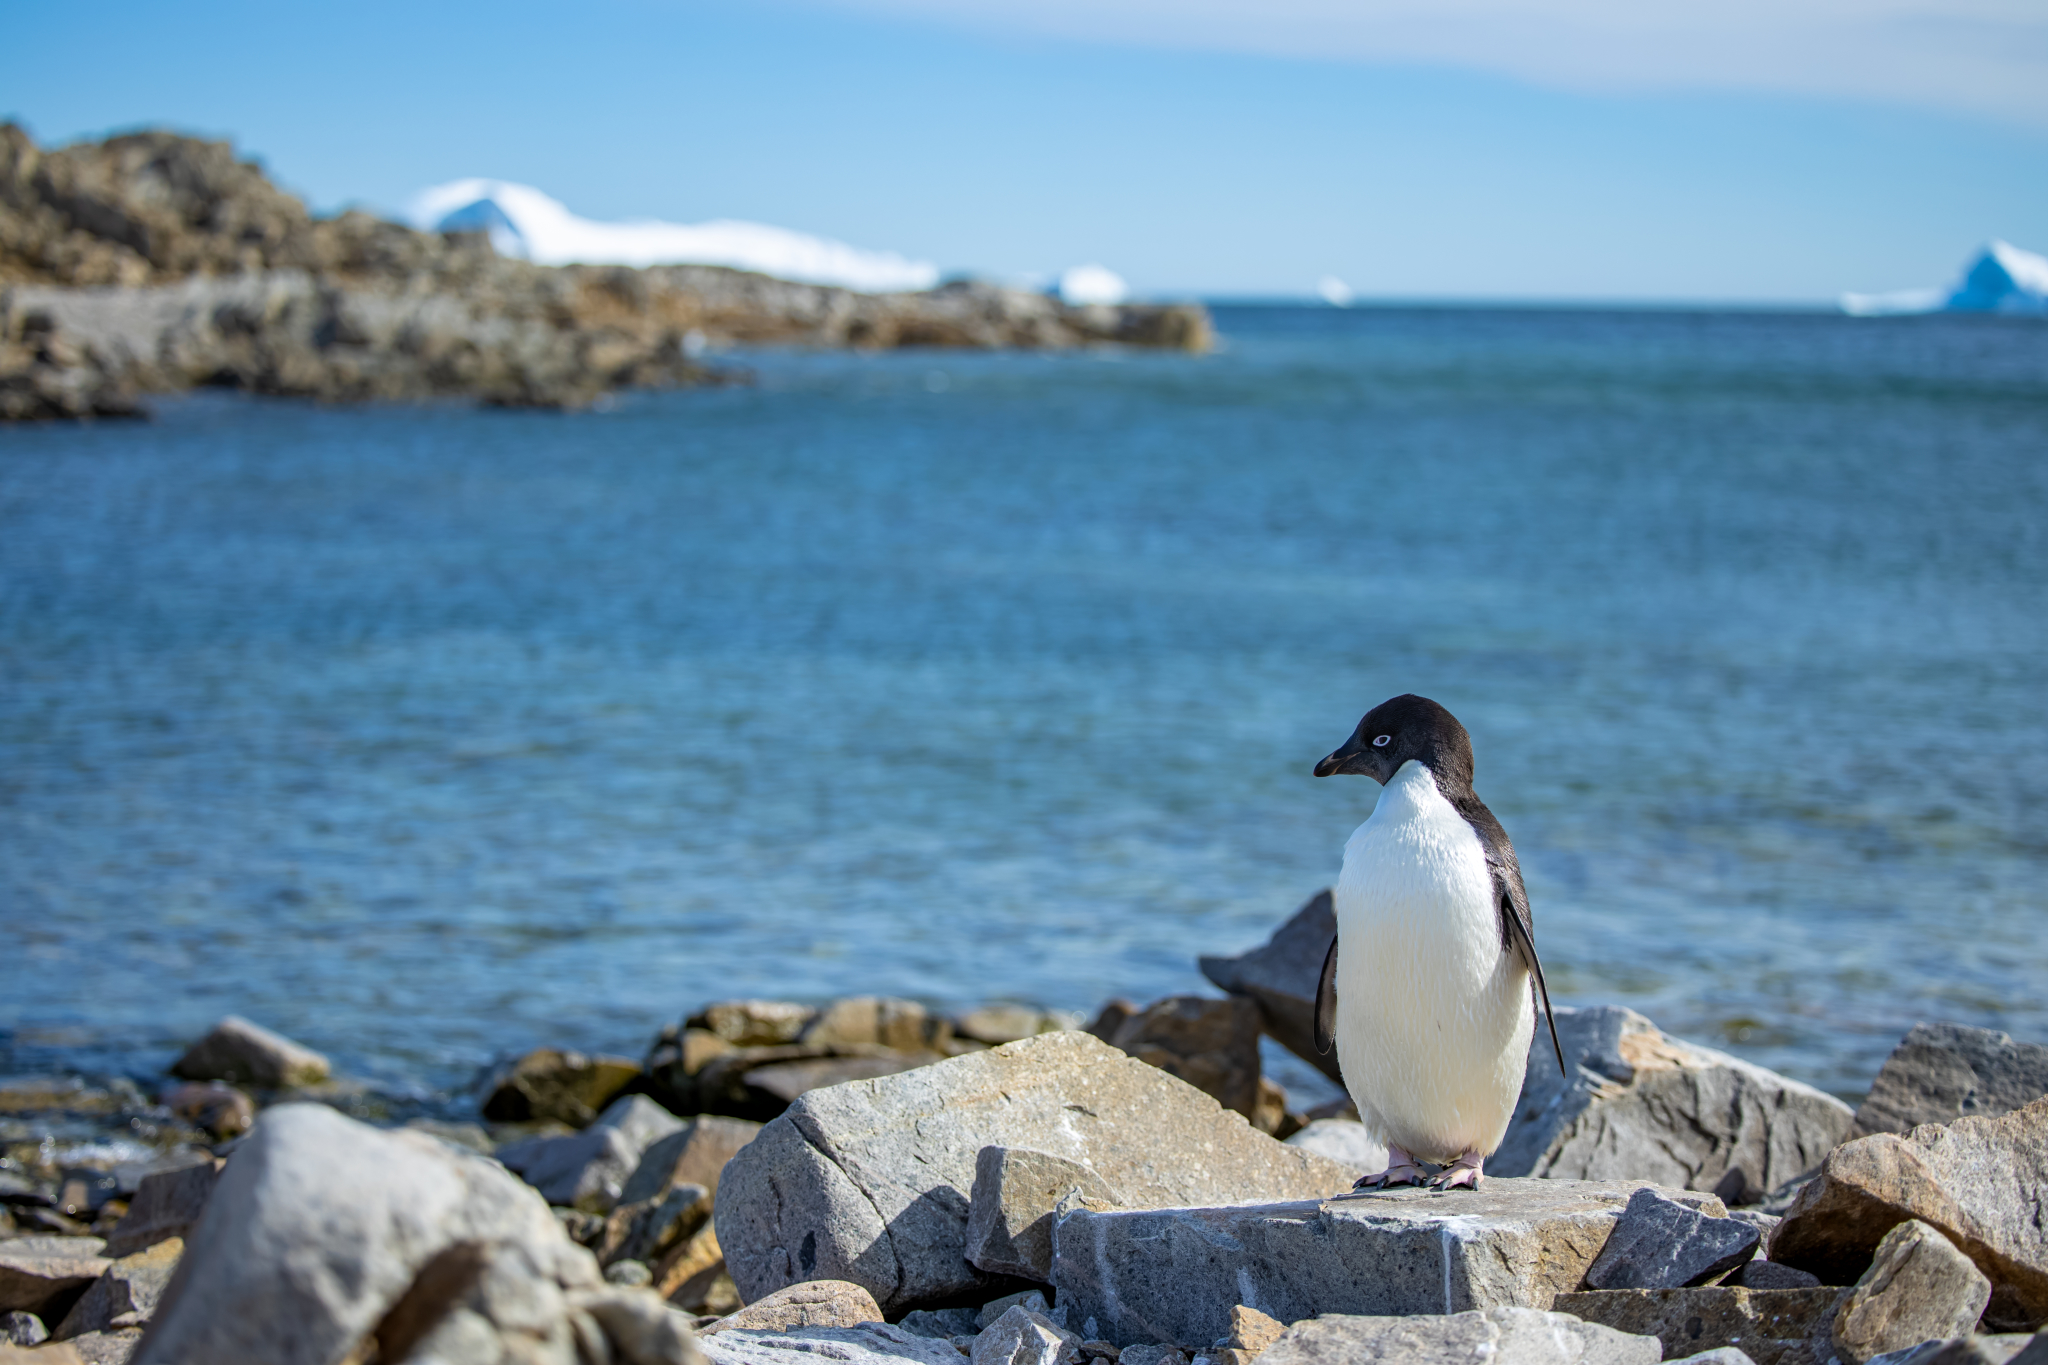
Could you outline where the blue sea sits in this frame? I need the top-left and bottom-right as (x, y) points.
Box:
(3, 305), (2045, 1109)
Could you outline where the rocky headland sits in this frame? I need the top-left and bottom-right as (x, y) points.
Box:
(0, 127), (1213, 421)
(4, 891), (2046, 1365)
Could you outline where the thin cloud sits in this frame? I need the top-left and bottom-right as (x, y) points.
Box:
(816, 0), (2048, 127)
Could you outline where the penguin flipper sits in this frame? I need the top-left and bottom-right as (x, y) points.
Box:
(1457, 793), (1567, 1077)
(1499, 885), (1566, 1076)
(1313, 932), (1339, 1056)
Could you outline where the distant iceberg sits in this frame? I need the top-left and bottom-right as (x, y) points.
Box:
(1056, 264), (1128, 306)
(1317, 276), (1355, 307)
(406, 179), (940, 293)
(1842, 240), (2048, 317)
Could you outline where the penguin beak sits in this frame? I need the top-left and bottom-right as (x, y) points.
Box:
(1314, 741), (1374, 778)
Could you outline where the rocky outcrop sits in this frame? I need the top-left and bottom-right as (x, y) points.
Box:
(1851, 1025), (2048, 1138)
(0, 125), (1212, 420)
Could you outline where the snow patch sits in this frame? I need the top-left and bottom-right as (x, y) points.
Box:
(406, 179), (940, 293)
(1842, 240), (2048, 317)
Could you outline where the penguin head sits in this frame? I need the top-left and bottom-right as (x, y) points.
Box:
(1313, 693), (1474, 789)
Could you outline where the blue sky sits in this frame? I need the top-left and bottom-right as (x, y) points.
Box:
(5, 0), (2046, 301)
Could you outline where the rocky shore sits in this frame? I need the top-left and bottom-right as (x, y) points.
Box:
(0, 127), (1213, 421)
(3, 890), (2045, 1365)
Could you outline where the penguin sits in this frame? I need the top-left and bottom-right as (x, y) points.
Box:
(1311, 694), (1563, 1191)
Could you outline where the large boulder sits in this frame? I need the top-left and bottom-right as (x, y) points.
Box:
(1051, 1179), (1718, 1348)
(1851, 1025), (2048, 1138)
(715, 1031), (1356, 1314)
(168, 1016), (328, 1089)
(1552, 1287), (1844, 1365)
(128, 1103), (703, 1365)
(1831, 1220), (1994, 1365)
(1491, 1006), (1854, 1203)
(496, 1094), (688, 1212)
(1258, 1306), (1660, 1365)
(1197, 891), (1340, 1083)
(1769, 1097), (2048, 1330)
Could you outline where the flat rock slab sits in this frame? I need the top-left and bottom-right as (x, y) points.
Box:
(716, 1031), (1356, 1314)
(1553, 1287), (1844, 1365)
(1586, 1188), (1760, 1290)
(1852, 1025), (2048, 1138)
(0, 1237), (111, 1315)
(1259, 1306), (1660, 1365)
(1770, 1097), (2048, 1331)
(1492, 1006), (1854, 1203)
(699, 1323), (967, 1365)
(1052, 1178), (1695, 1349)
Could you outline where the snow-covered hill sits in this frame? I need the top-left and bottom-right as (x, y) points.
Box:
(1842, 240), (2048, 317)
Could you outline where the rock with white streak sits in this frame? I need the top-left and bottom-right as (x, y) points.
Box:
(699, 1323), (968, 1365)
(715, 1032), (1356, 1314)
(497, 1093), (688, 1212)
(1832, 1220), (1995, 1365)
(1257, 1306), (1660, 1365)
(1866, 1337), (2044, 1365)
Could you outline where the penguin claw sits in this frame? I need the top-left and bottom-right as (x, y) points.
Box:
(1347, 1145), (1428, 1191)
(1426, 1152), (1485, 1190)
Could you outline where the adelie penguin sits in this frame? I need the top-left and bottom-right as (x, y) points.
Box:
(1312, 694), (1564, 1191)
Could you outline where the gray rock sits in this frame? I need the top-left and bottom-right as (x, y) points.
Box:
(1586, 1187), (1761, 1290)
(1052, 1177), (1695, 1349)
(168, 1014), (329, 1088)
(700, 1323), (967, 1365)
(622, 1117), (764, 1207)
(1492, 1006), (1854, 1203)
(1730, 1261), (1823, 1290)
(701, 1281), (885, 1335)
(64, 1326), (144, 1364)
(974, 1305), (1079, 1365)
(103, 1163), (216, 1258)
(608, 1260), (655, 1287)
(803, 998), (951, 1052)
(0, 1237), (110, 1315)
(54, 1239), (181, 1338)
(127, 1102), (700, 1365)
(1282, 1119), (1388, 1175)
(1833, 1221), (1995, 1365)
(1667, 1352), (1758, 1365)
(3, 1310), (48, 1345)
(901, 1308), (981, 1339)
(742, 1054), (944, 1104)
(481, 1047), (642, 1126)
(1197, 890), (1341, 1083)
(1853, 1025), (2048, 1139)
(599, 1184), (712, 1268)
(497, 1093), (688, 1212)
(956, 1008), (1079, 1047)
(716, 1032), (1356, 1315)
(979, 1293), (1052, 1330)
(966, 1147), (1123, 1282)
(1867, 1338), (2042, 1365)
(1104, 996), (1264, 1120)
(1552, 1287), (1842, 1365)
(1118, 1349), (1187, 1365)
(1258, 1306), (1660, 1365)
(1770, 1097), (2048, 1330)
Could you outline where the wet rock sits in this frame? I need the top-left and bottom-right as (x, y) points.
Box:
(1730, 1261), (1824, 1291)
(1832, 1221), (1994, 1365)
(699, 1322), (965, 1365)
(1283, 1119), (1387, 1175)
(3, 1311), (46, 1345)
(955, 1008), (1078, 1047)
(697, 1003), (817, 1048)
(965, 1147), (1123, 1282)
(599, 1184), (712, 1269)
(157, 1082), (251, 1140)
(1852, 1025), (2048, 1139)
(1197, 890), (1341, 1084)
(53, 1175), (116, 1222)
(701, 1281), (883, 1335)
(1551, 1287), (1843, 1365)
(973, 1304), (1079, 1365)
(497, 1093), (688, 1212)
(1770, 1097), (2048, 1329)
(623, 1117), (763, 1207)
(1104, 996), (1264, 1120)
(0, 1238), (109, 1316)
(716, 1031), (1356, 1315)
(1491, 1006), (1854, 1202)
(168, 1015), (329, 1089)
(482, 1047), (643, 1126)
(53, 1238), (179, 1338)
(1259, 1306), (1660, 1365)
(1054, 1178), (1706, 1348)
(1585, 1187), (1761, 1290)
(1865, 1337), (2044, 1365)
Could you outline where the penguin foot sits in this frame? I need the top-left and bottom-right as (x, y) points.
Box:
(1350, 1144), (1429, 1190)
(1427, 1151), (1485, 1190)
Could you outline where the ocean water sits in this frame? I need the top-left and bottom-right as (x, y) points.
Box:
(3, 305), (2045, 1108)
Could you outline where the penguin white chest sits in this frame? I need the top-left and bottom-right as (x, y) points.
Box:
(1332, 760), (1534, 1162)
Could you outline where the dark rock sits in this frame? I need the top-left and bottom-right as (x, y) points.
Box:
(1770, 1097), (2048, 1330)
(1866, 1337), (2044, 1365)
(1198, 890), (1341, 1083)
(1552, 1287), (1843, 1365)
(0, 1237), (109, 1316)
(54, 1238), (181, 1338)
(54, 1174), (118, 1220)
(1852, 1025), (2048, 1139)
(976, 1291), (1049, 1330)
(901, 1308), (981, 1339)
(741, 1053), (944, 1105)
(1832, 1220), (1994, 1365)
(1585, 1188), (1761, 1290)
(1082, 1001), (1137, 1044)
(598, 1184), (712, 1269)
(1257, 1307), (1660, 1365)
(1104, 996), (1264, 1121)
(482, 1047), (642, 1127)
(168, 1015), (328, 1089)
(1732, 1262), (1824, 1291)
(965, 1146), (1123, 1282)
(158, 1082), (252, 1140)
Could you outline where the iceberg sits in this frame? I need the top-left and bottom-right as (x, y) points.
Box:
(1842, 240), (2048, 317)
(1317, 276), (1355, 307)
(405, 179), (940, 293)
(1056, 264), (1128, 306)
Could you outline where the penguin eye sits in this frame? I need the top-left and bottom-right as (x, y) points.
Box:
(1372, 734), (1391, 747)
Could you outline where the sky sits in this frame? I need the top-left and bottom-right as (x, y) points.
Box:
(4, 0), (2047, 302)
